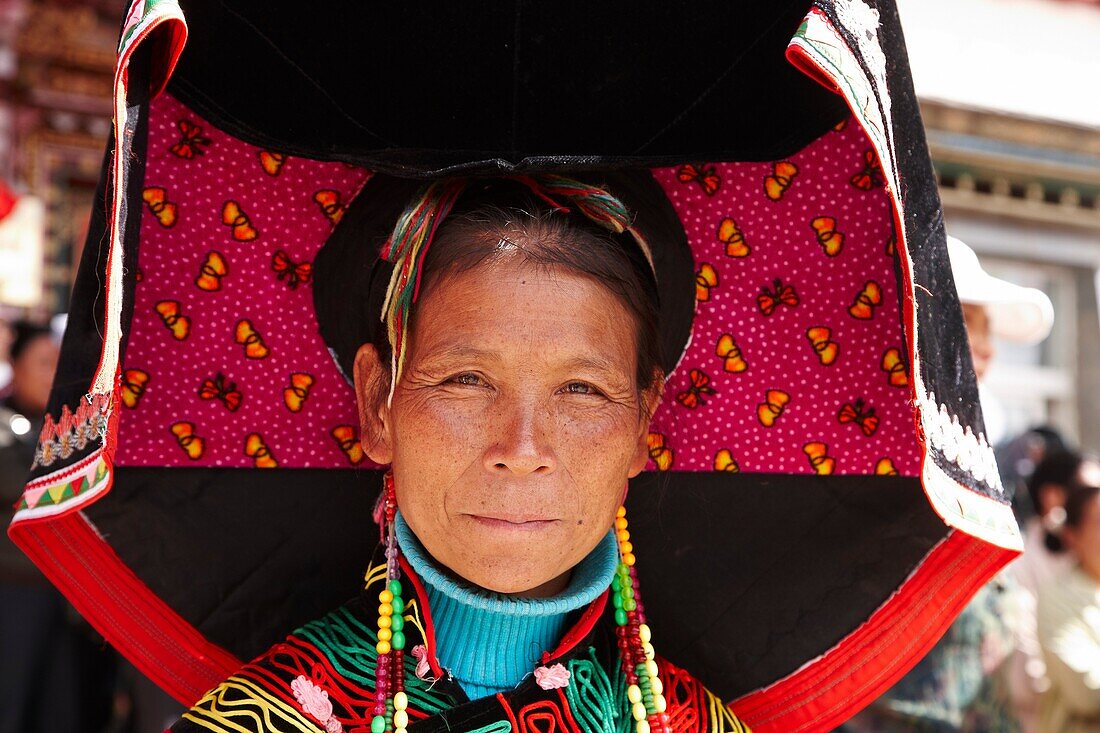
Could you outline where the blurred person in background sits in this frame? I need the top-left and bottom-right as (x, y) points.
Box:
(0, 321), (111, 733)
(1037, 481), (1100, 733)
(840, 236), (1053, 732)
(1011, 450), (1100, 732)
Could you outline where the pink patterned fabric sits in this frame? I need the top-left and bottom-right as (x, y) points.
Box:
(118, 96), (919, 476)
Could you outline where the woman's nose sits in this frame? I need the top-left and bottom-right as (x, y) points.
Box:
(484, 400), (555, 475)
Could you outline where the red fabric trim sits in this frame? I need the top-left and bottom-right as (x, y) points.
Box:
(398, 554), (445, 679)
(8, 511), (240, 706)
(730, 530), (1017, 732)
(542, 589), (609, 664)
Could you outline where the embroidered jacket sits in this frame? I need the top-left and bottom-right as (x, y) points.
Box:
(172, 556), (750, 733)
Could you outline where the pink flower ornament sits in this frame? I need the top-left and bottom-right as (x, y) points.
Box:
(411, 644), (432, 680)
(290, 675), (342, 733)
(534, 663), (571, 690)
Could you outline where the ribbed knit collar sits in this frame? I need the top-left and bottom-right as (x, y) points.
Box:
(394, 512), (617, 699)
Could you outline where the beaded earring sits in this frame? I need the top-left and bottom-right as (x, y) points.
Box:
(613, 505), (671, 733)
(371, 472), (408, 733)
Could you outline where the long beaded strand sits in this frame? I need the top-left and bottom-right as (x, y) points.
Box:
(372, 474), (409, 733)
(613, 505), (671, 733)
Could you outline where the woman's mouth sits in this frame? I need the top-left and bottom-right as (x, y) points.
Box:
(464, 514), (560, 532)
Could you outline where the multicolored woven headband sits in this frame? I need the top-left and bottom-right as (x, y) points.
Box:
(378, 174), (654, 396)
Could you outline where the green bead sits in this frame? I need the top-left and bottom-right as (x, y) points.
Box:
(623, 585), (635, 599)
(390, 614), (404, 631)
(623, 598), (637, 612)
(371, 715), (386, 733)
(612, 593), (624, 609)
(611, 575), (621, 592)
(388, 579), (403, 596)
(392, 630), (406, 650)
(618, 562), (630, 576)
(615, 608), (628, 626)
(391, 597), (405, 614)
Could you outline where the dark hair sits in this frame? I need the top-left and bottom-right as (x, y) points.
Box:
(1064, 482), (1100, 532)
(9, 320), (52, 362)
(1029, 448), (1083, 518)
(398, 186), (662, 393)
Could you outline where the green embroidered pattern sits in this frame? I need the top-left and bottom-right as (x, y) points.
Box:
(566, 648), (631, 733)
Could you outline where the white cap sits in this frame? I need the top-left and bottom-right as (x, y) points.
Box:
(948, 236), (1054, 345)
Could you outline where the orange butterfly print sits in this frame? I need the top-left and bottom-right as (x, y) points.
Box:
(221, 201), (258, 241)
(677, 163), (721, 196)
(135, 267), (144, 283)
(714, 449), (739, 472)
(875, 457), (899, 475)
(154, 300), (190, 340)
(331, 425), (365, 465)
(715, 334), (748, 373)
(244, 433), (278, 468)
(170, 421), (204, 460)
(198, 372), (242, 412)
(272, 249), (313, 290)
(881, 347), (909, 387)
(885, 234), (896, 258)
(695, 263), (718, 302)
(717, 217), (750, 258)
(806, 326), (839, 366)
(850, 149), (884, 191)
(142, 187), (178, 227)
(833, 117), (849, 132)
(676, 368), (715, 409)
(838, 398), (880, 437)
(169, 119), (211, 159)
(121, 369), (149, 409)
(848, 280), (883, 320)
(283, 372), (315, 413)
(757, 278), (799, 316)
(258, 150), (287, 176)
(195, 251), (228, 292)
(647, 432), (674, 471)
(234, 319), (270, 359)
(313, 190), (346, 224)
(810, 216), (844, 257)
(764, 161), (798, 201)
(802, 442), (836, 475)
(757, 389), (790, 427)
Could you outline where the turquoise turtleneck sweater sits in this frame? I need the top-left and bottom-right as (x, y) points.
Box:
(394, 512), (618, 701)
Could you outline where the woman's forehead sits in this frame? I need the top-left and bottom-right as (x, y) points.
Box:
(409, 260), (637, 368)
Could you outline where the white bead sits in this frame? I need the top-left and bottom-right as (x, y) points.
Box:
(627, 684), (643, 704)
(633, 701), (647, 721)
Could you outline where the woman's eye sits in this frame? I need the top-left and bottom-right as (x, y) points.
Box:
(564, 382), (598, 395)
(452, 373), (482, 386)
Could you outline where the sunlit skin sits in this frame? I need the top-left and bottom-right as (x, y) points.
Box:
(1065, 494), (1100, 584)
(961, 302), (994, 381)
(353, 257), (661, 597)
(11, 334), (59, 415)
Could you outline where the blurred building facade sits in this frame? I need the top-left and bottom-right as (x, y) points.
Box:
(0, 0), (114, 317)
(899, 0), (1100, 450)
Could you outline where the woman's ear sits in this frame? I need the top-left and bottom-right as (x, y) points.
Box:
(352, 343), (394, 465)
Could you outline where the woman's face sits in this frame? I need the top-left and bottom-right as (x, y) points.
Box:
(355, 257), (657, 596)
(1067, 494), (1100, 583)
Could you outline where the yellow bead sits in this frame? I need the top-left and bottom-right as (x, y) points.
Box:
(636, 721), (651, 733)
(394, 691), (408, 711)
(646, 660), (659, 679)
(639, 624), (652, 644)
(376, 640), (391, 654)
(396, 729), (408, 733)
(617, 531), (630, 546)
(632, 701), (647, 721)
(627, 684), (642, 704)
(379, 589), (393, 604)
(654, 694), (667, 713)
(620, 541), (633, 554)
(642, 642), (655, 660)
(378, 616), (392, 629)
(393, 710), (408, 728)
(378, 603), (393, 617)
(378, 628), (392, 641)
(651, 675), (663, 696)
(623, 552), (636, 566)
(615, 517), (629, 530)
(617, 506), (627, 518)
